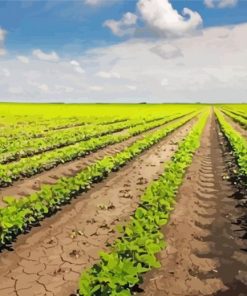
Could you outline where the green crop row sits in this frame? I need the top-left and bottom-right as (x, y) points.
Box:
(0, 116), (91, 139)
(221, 107), (247, 120)
(0, 117), (140, 155)
(0, 115), (173, 163)
(78, 111), (209, 296)
(0, 117), (128, 140)
(215, 108), (247, 177)
(0, 112), (197, 246)
(220, 108), (247, 129)
(0, 113), (188, 186)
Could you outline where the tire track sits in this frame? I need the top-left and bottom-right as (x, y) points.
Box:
(0, 119), (195, 296)
(140, 112), (247, 296)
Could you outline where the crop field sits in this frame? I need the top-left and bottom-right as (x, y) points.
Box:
(0, 103), (246, 296)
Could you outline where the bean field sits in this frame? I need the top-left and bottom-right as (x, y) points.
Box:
(0, 103), (246, 296)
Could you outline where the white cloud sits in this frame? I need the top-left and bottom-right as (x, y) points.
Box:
(33, 83), (49, 93)
(70, 60), (85, 74)
(8, 86), (24, 95)
(137, 0), (202, 37)
(89, 85), (103, 91)
(0, 28), (7, 56)
(70, 60), (80, 66)
(150, 44), (183, 59)
(126, 85), (137, 90)
(204, 0), (238, 8)
(38, 83), (49, 93)
(1, 23), (247, 103)
(55, 85), (74, 93)
(161, 78), (169, 86)
(204, 0), (215, 8)
(32, 49), (60, 62)
(28, 80), (50, 93)
(74, 66), (85, 74)
(17, 56), (30, 64)
(104, 12), (138, 37)
(96, 71), (121, 79)
(2, 68), (10, 77)
(104, 0), (202, 38)
(0, 28), (6, 42)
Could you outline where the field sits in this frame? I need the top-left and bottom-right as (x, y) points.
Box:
(0, 103), (246, 296)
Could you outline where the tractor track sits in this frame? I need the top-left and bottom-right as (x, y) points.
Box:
(0, 118), (195, 296)
(139, 112), (247, 296)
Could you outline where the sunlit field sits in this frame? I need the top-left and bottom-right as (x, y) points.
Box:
(0, 103), (246, 295)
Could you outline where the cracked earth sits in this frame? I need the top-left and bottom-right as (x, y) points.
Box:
(139, 113), (247, 295)
(0, 119), (195, 296)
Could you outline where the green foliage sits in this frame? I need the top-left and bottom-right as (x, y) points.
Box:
(0, 114), (188, 186)
(0, 116), (170, 164)
(78, 111), (209, 295)
(0, 112), (197, 246)
(220, 108), (247, 129)
(215, 108), (247, 177)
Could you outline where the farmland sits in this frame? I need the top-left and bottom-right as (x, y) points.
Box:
(0, 103), (246, 296)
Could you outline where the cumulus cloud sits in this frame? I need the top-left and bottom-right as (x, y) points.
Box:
(70, 60), (80, 67)
(104, 12), (138, 37)
(137, 0), (202, 37)
(0, 27), (7, 56)
(70, 60), (85, 74)
(96, 71), (121, 79)
(150, 44), (183, 59)
(1, 23), (247, 103)
(104, 0), (202, 38)
(32, 49), (60, 62)
(17, 56), (30, 64)
(204, 0), (238, 8)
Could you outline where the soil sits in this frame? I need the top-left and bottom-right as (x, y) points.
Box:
(0, 117), (190, 207)
(0, 119), (194, 296)
(139, 113), (247, 295)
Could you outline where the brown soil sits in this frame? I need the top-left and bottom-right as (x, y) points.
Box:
(139, 113), (247, 295)
(0, 119), (194, 296)
(0, 117), (191, 207)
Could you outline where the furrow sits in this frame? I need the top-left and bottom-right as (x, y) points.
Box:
(140, 111), (247, 296)
(0, 116), (195, 296)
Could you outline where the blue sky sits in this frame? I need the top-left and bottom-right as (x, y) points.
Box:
(0, 0), (247, 55)
(0, 0), (247, 102)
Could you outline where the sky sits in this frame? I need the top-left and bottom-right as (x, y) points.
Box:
(0, 0), (247, 103)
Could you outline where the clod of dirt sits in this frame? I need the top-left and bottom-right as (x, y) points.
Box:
(69, 250), (80, 258)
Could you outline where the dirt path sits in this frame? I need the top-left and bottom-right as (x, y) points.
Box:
(0, 119), (195, 296)
(222, 112), (247, 138)
(140, 113), (247, 296)
(0, 117), (191, 207)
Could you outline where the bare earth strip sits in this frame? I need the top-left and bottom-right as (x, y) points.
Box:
(0, 119), (195, 296)
(0, 117), (189, 207)
(139, 113), (247, 295)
